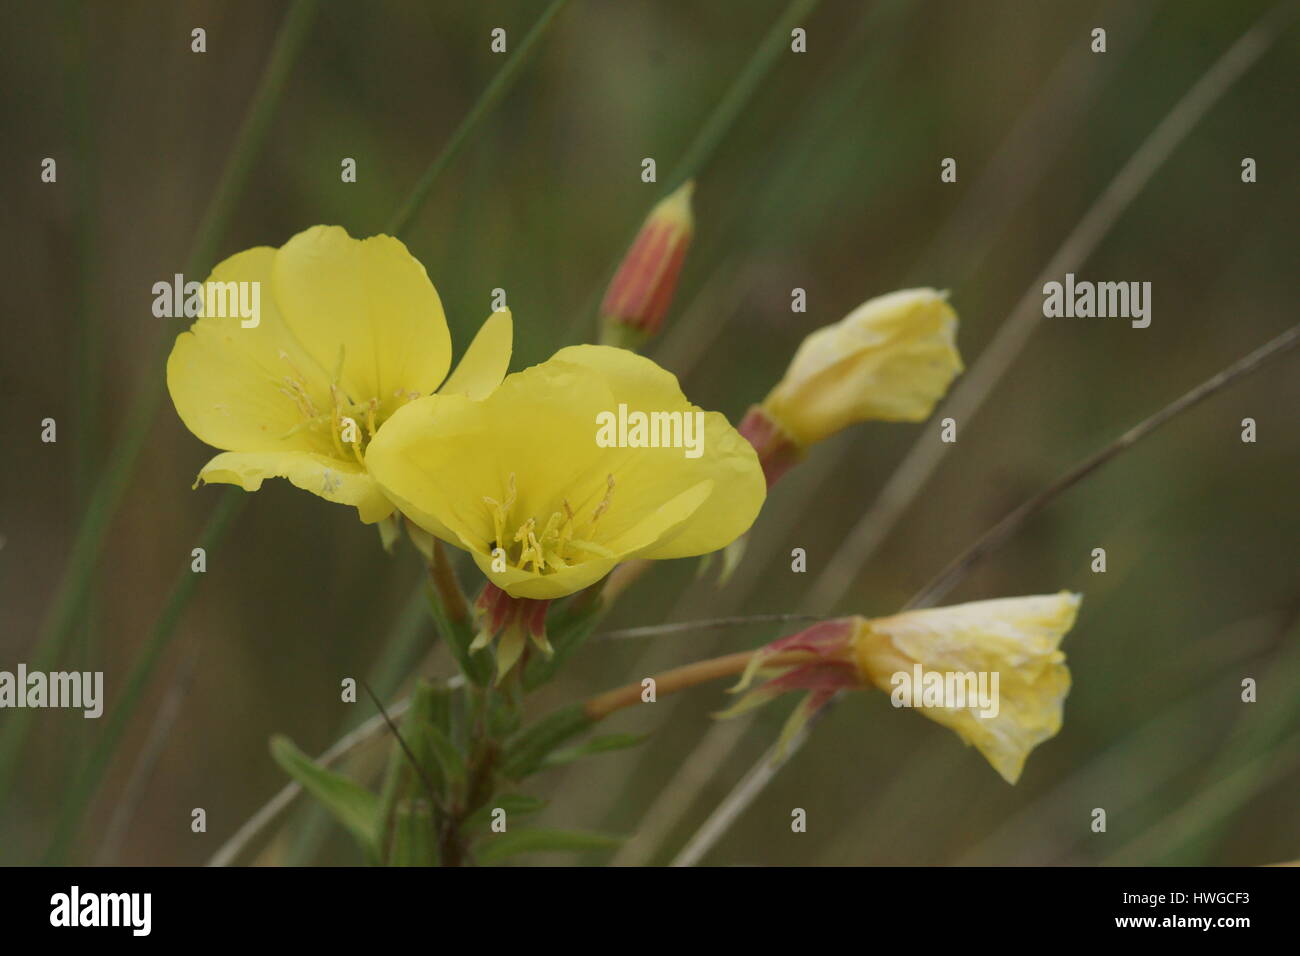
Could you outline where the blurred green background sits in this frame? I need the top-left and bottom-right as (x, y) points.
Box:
(3, 0), (1297, 866)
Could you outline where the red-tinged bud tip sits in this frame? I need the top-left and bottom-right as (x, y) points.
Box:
(600, 181), (695, 344)
(738, 405), (803, 487)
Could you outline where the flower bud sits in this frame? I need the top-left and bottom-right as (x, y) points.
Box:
(720, 592), (1080, 783)
(600, 181), (695, 348)
(760, 288), (963, 448)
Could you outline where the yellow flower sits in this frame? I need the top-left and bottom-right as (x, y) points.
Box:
(166, 225), (512, 523)
(853, 592), (1078, 784)
(365, 344), (766, 601)
(740, 289), (962, 480)
(721, 592), (1079, 784)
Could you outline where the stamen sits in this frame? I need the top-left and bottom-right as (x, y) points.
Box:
(277, 351), (320, 417)
(483, 473), (518, 556)
(272, 348), (398, 461)
(586, 474), (616, 536)
(328, 383), (346, 459)
(366, 398), (378, 438)
(485, 473), (621, 576)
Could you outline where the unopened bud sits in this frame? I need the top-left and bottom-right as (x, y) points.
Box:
(761, 288), (963, 447)
(600, 181), (695, 348)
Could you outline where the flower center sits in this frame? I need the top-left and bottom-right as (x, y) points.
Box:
(275, 348), (419, 465)
(483, 473), (618, 574)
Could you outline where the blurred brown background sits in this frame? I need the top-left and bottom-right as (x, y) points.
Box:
(2, 0), (1297, 865)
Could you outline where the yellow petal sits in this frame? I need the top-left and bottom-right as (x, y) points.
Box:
(367, 364), (617, 556)
(198, 450), (394, 524)
(547, 345), (766, 559)
(468, 552), (621, 602)
(438, 310), (513, 399)
(366, 345), (766, 599)
(166, 247), (335, 455)
(764, 288), (962, 445)
(272, 225), (452, 416)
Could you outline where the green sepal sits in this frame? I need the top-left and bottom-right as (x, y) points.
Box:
(718, 535), (747, 586)
(597, 319), (651, 351)
(376, 515), (402, 554)
(696, 535), (747, 587)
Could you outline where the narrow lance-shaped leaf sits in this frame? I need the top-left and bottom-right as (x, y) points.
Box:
(476, 828), (624, 865)
(270, 735), (380, 859)
(544, 733), (649, 768)
(502, 704), (595, 780)
(464, 794), (548, 830)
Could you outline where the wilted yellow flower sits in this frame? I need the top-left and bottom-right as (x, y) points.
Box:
(721, 592), (1080, 783)
(367, 344), (765, 601)
(599, 181), (695, 348)
(855, 592), (1078, 783)
(741, 288), (962, 482)
(167, 225), (512, 523)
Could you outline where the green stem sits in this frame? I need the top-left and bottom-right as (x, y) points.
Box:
(64, 0), (101, 675)
(42, 490), (247, 863)
(569, 0), (824, 344)
(384, 0), (573, 237)
(284, 577), (435, 864)
(0, 1), (322, 815)
(667, 0), (822, 188)
(65, 0), (98, 517)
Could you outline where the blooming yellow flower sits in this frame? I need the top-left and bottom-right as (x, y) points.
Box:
(166, 225), (512, 523)
(722, 592), (1080, 784)
(740, 288), (962, 482)
(366, 344), (766, 602)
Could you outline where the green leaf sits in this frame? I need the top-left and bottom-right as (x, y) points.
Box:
(388, 799), (439, 867)
(544, 733), (648, 768)
(406, 681), (460, 794)
(464, 793), (547, 829)
(502, 704), (594, 779)
(377, 680), (458, 857)
(486, 683), (523, 738)
(270, 735), (379, 857)
(476, 828), (623, 864)
(424, 721), (467, 787)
